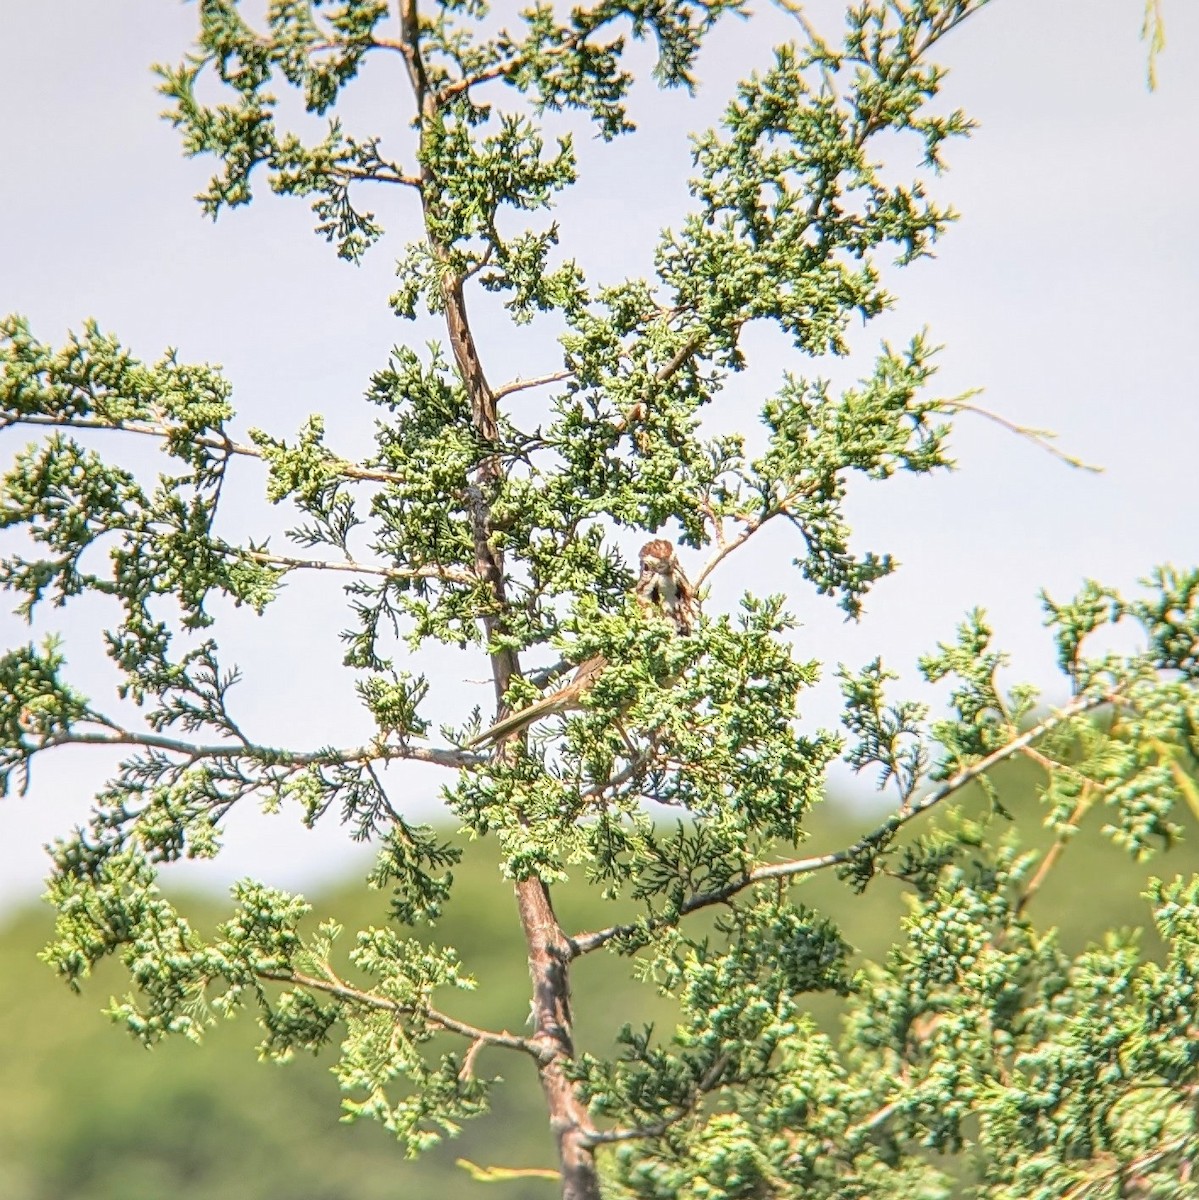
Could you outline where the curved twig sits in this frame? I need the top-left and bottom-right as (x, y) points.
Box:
(937, 394), (1102, 473)
(260, 968), (537, 1056)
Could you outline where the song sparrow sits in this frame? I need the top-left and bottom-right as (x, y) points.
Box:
(467, 539), (695, 748)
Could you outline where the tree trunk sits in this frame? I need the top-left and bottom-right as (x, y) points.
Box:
(516, 877), (602, 1200)
(396, 12), (596, 1193)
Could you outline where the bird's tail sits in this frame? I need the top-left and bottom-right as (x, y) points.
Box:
(464, 694), (565, 749)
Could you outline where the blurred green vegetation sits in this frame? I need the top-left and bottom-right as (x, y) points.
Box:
(2, 757), (1196, 1200)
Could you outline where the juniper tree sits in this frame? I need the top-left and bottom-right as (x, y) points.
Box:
(2, 3), (1197, 1199)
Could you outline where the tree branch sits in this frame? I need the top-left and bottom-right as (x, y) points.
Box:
(37, 725), (482, 771)
(240, 548), (475, 586)
(261, 968), (537, 1056)
(1, 412), (408, 486)
(493, 370), (574, 401)
(396, 4), (598, 1194)
(569, 691), (1114, 956)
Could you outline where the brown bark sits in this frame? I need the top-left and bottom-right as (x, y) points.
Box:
(396, 6), (601, 1194)
(517, 879), (603, 1200)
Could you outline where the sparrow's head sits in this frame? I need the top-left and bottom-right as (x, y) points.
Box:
(638, 538), (677, 576)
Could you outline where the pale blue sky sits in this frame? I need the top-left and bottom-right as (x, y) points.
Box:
(2, 1), (1197, 912)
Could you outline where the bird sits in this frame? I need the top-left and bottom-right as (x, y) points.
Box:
(466, 539), (695, 749)
(634, 537), (696, 637)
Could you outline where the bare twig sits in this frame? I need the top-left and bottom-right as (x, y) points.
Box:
(769, 0), (828, 54)
(695, 489), (807, 590)
(436, 23), (592, 102)
(1013, 778), (1095, 919)
(768, 0), (839, 95)
(654, 333), (706, 384)
(328, 163), (422, 189)
(843, 1097), (902, 1143)
(937, 393), (1102, 473)
(1059, 1132), (1192, 1200)
(494, 370), (574, 401)
(580, 747), (657, 802)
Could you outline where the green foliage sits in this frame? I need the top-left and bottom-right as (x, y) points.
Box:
(0, 801), (1189, 1199)
(2, 2), (1196, 1198)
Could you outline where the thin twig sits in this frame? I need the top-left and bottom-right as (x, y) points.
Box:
(843, 1098), (902, 1143)
(241, 548), (475, 586)
(938, 394), (1102, 473)
(769, 0), (827, 53)
(654, 333), (706, 384)
(768, 0), (839, 95)
(493, 370), (574, 401)
(3, 413), (409, 485)
(580, 747), (656, 802)
(436, 23), (592, 102)
(328, 163), (422, 189)
(695, 489), (806, 590)
(261, 969), (537, 1056)
(1013, 780), (1095, 919)
(40, 725), (482, 771)
(1059, 1133), (1192, 1200)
